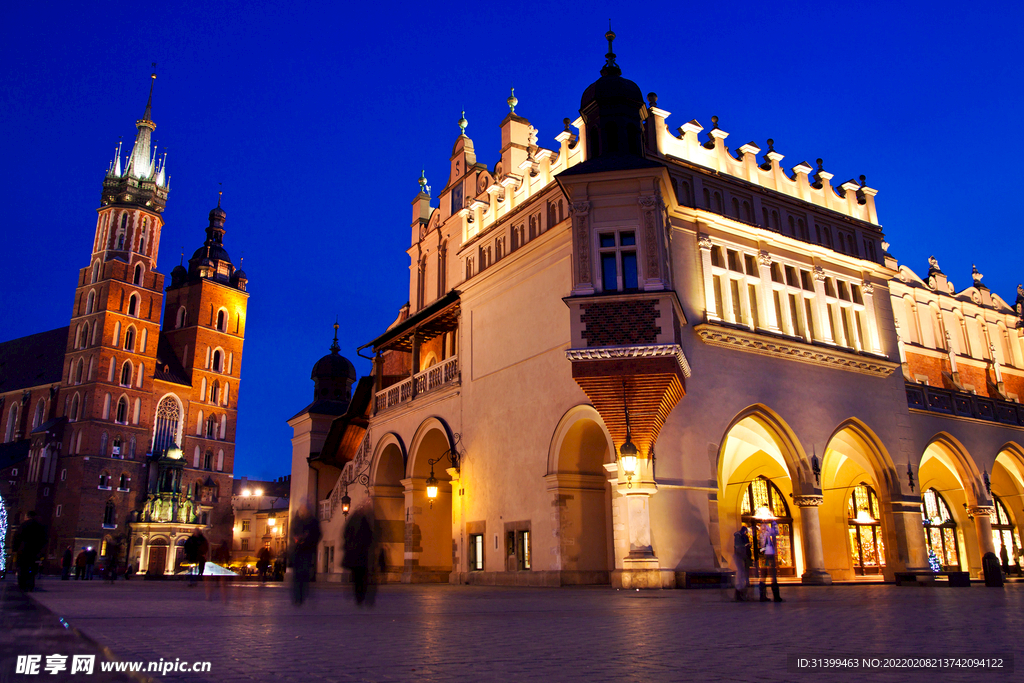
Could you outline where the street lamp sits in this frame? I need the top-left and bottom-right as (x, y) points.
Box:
(340, 490), (351, 516)
(619, 382), (638, 488)
(425, 435), (462, 509)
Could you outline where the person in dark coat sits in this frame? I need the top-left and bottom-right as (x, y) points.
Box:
(84, 547), (97, 580)
(75, 550), (87, 579)
(256, 546), (272, 582)
(14, 512), (48, 591)
(289, 503), (321, 606)
(105, 542), (119, 583)
(341, 503), (376, 606)
(183, 530), (202, 586)
(61, 547), (73, 581)
(732, 524), (752, 602)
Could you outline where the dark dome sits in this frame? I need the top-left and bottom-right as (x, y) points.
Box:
(191, 244), (232, 264)
(311, 351), (356, 382)
(209, 205), (226, 221)
(171, 264), (187, 277)
(231, 269), (247, 281)
(580, 72), (643, 112)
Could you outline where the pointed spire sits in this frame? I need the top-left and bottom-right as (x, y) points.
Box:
(601, 22), (621, 77)
(142, 65), (156, 122)
(330, 318), (340, 354)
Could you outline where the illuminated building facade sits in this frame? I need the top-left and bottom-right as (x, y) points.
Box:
(293, 33), (1022, 587)
(0, 76), (250, 575)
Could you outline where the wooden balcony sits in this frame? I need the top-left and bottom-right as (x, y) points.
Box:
(375, 355), (459, 413)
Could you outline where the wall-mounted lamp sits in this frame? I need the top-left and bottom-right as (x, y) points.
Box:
(426, 434), (463, 509)
(811, 448), (821, 487)
(907, 462), (915, 492)
(619, 381), (638, 489)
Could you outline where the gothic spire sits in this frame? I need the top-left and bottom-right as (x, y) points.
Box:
(126, 71), (158, 182)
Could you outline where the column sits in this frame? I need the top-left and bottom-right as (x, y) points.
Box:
(570, 201), (595, 296)
(698, 234), (717, 319)
(757, 251), (780, 332)
(794, 495), (832, 585)
(616, 456), (661, 589)
(812, 267), (834, 343)
(970, 506), (998, 558)
(888, 499), (930, 572)
(447, 467), (462, 584)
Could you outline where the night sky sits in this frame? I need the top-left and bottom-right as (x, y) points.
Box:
(1, 1), (1020, 480)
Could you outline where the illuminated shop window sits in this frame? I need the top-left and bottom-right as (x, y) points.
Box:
(739, 475), (795, 576)
(848, 483), (886, 575)
(921, 488), (961, 571)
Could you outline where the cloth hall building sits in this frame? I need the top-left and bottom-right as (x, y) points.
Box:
(292, 34), (1023, 587)
(0, 76), (249, 576)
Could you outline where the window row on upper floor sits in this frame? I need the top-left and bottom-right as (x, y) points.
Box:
(460, 198), (566, 288)
(174, 305), (239, 334)
(195, 409), (229, 441)
(79, 288), (149, 319)
(700, 239), (882, 355)
(893, 294), (1024, 369)
(674, 175), (880, 263)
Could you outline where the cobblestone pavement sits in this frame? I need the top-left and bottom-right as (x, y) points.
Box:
(12, 578), (1023, 683)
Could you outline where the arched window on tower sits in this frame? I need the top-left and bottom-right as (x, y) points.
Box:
(134, 264), (143, 285)
(120, 361), (132, 387)
(216, 310), (226, 332)
(86, 291), (96, 315)
(139, 218), (148, 253)
(739, 476), (795, 576)
(206, 415), (217, 439)
(203, 450), (213, 471)
(111, 436), (122, 458)
(210, 380), (220, 404)
(5, 404), (18, 442)
(69, 395), (80, 422)
(124, 326), (135, 352)
(115, 397), (128, 424)
(91, 262), (100, 284)
(128, 294), (138, 317)
(848, 483), (886, 575)
(176, 306), (187, 329)
(152, 396), (182, 456)
(75, 359), (84, 384)
(212, 350), (222, 372)
(33, 399), (45, 429)
(103, 500), (116, 527)
(922, 488), (961, 571)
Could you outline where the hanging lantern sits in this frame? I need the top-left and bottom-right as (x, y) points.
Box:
(426, 472), (439, 507)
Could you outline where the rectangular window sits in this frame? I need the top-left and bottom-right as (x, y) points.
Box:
(242, 520), (250, 532)
(800, 270), (814, 291)
(851, 284), (863, 305)
(804, 300), (816, 339)
(713, 276), (724, 318)
(856, 311), (867, 349)
(837, 280), (850, 301)
(841, 308), (854, 348)
(789, 294), (801, 337)
(241, 538), (249, 551)
(730, 279), (742, 321)
(469, 534), (484, 571)
(517, 530), (531, 570)
(785, 266), (798, 288)
(727, 249), (741, 272)
(773, 291), (784, 332)
(710, 246), (723, 268)
(770, 263), (782, 283)
(824, 278), (836, 298)
(747, 284), (759, 329)
(598, 231), (638, 291)
(743, 254), (757, 276)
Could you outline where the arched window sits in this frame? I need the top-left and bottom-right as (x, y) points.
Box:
(128, 435), (136, 459)
(133, 264), (143, 285)
(848, 483), (886, 575)
(115, 397), (128, 424)
(216, 309), (226, 331)
(152, 396), (182, 456)
(210, 380), (220, 404)
(78, 323), (89, 349)
(99, 472), (110, 488)
(103, 500), (116, 527)
(176, 306), (187, 329)
(91, 262), (100, 284)
(33, 399), (45, 429)
(86, 290), (96, 315)
(212, 350), (222, 372)
(76, 359), (84, 384)
(139, 218), (148, 253)
(111, 436), (122, 457)
(206, 415), (217, 439)
(128, 294), (138, 317)
(120, 361), (132, 386)
(69, 395), (80, 422)
(5, 404), (18, 441)
(922, 488), (961, 571)
(992, 495), (1021, 567)
(99, 431), (108, 455)
(119, 473), (129, 490)
(124, 326), (135, 352)
(739, 475), (795, 576)
(203, 451), (213, 471)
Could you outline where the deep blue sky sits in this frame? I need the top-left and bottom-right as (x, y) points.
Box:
(1, 1), (1021, 480)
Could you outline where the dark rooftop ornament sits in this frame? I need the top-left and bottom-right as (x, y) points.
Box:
(760, 138), (775, 170)
(703, 116), (719, 149)
(972, 264), (984, 287)
(601, 22), (620, 77)
(647, 92), (658, 109)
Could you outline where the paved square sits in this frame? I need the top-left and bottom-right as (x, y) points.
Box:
(19, 580), (1024, 682)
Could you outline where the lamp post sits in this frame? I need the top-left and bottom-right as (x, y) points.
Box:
(619, 382), (638, 488)
(425, 434), (463, 509)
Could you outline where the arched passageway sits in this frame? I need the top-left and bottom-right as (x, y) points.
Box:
(405, 422), (455, 583)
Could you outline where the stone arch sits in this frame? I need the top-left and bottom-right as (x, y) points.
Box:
(404, 417), (456, 583)
(992, 442), (1024, 567)
(920, 432), (986, 506)
(368, 432), (407, 582)
(544, 404), (613, 584)
(919, 433), (987, 575)
(717, 404), (809, 580)
(820, 418), (900, 580)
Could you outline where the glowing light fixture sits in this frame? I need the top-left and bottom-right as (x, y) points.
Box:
(166, 444), (183, 460)
(341, 490), (351, 516)
(754, 506), (774, 521)
(254, 488), (263, 497)
(241, 489), (251, 497)
(425, 473), (439, 505)
(619, 381), (639, 488)
(267, 517), (276, 527)
(853, 510), (875, 525)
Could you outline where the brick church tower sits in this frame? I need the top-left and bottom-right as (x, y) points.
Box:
(45, 74), (250, 574)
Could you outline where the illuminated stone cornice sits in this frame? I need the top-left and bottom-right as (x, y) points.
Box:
(565, 343), (691, 378)
(694, 323), (897, 377)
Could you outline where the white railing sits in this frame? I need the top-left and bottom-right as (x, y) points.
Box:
(375, 355), (459, 412)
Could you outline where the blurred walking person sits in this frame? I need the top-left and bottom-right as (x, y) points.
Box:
(105, 541), (120, 583)
(758, 520), (783, 603)
(14, 512), (48, 591)
(84, 547), (97, 580)
(732, 524), (752, 601)
(75, 549), (86, 580)
(290, 503), (321, 606)
(256, 546), (272, 583)
(341, 502), (376, 606)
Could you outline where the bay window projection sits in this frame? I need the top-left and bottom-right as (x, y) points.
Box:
(598, 231), (638, 292)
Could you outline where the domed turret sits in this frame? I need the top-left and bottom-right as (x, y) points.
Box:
(579, 28), (646, 159)
(180, 192), (245, 289)
(311, 322), (357, 401)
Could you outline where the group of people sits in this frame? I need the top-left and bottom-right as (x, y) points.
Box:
(732, 521), (783, 602)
